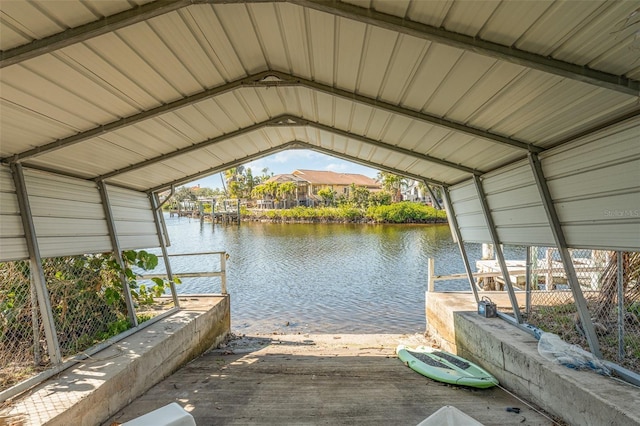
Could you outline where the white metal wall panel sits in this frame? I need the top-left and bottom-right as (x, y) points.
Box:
(0, 165), (28, 261)
(23, 169), (112, 258)
(448, 180), (491, 243)
(106, 185), (160, 250)
(540, 118), (640, 251)
(481, 161), (554, 245)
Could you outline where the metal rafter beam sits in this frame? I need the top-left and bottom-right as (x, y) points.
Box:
(0, 0), (191, 68)
(295, 116), (480, 175)
(147, 141), (306, 193)
(3, 0), (636, 95)
(96, 113), (474, 183)
(94, 115), (299, 181)
(265, 71), (537, 152)
(303, 142), (446, 187)
(293, 0), (639, 96)
(148, 139), (446, 193)
(0, 71), (278, 163)
(1, 70), (537, 164)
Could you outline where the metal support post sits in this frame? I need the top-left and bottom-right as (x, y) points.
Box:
(617, 251), (624, 360)
(10, 163), (62, 364)
(473, 175), (523, 323)
(442, 187), (480, 303)
(525, 246), (532, 315)
(152, 192), (180, 308)
(528, 153), (602, 357)
(30, 270), (41, 365)
(98, 182), (138, 327)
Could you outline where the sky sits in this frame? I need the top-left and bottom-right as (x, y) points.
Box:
(189, 149), (380, 189)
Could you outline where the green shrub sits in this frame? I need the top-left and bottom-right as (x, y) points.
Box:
(244, 202), (445, 223)
(366, 202), (445, 223)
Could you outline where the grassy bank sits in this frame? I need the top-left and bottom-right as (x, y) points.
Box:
(242, 201), (447, 224)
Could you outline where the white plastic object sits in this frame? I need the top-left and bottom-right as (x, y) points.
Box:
(122, 402), (196, 426)
(417, 405), (484, 426)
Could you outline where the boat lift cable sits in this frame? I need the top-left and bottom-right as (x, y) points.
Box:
(491, 381), (563, 425)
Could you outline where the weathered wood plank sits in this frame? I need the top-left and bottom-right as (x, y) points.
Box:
(106, 334), (559, 426)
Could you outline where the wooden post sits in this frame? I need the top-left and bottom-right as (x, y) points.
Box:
(428, 258), (435, 292)
(220, 252), (227, 294)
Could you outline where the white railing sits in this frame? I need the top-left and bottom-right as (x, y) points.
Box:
(141, 251), (228, 294)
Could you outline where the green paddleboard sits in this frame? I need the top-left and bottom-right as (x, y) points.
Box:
(396, 345), (498, 389)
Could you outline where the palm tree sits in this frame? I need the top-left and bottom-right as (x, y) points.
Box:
(277, 182), (298, 208)
(377, 172), (407, 203)
(224, 166), (246, 199)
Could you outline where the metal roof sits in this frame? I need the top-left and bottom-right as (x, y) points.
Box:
(1, 0), (639, 193)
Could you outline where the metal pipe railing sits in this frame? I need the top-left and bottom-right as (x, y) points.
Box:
(139, 251), (228, 294)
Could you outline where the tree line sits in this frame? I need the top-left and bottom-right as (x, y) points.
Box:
(170, 167), (441, 211)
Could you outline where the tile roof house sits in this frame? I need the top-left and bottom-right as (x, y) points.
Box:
(262, 169), (380, 207)
(293, 169), (379, 189)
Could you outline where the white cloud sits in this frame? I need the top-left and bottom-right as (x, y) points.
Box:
(326, 162), (348, 171)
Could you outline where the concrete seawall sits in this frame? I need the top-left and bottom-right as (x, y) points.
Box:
(426, 291), (640, 426)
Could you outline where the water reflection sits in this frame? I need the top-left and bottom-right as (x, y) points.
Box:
(157, 215), (513, 335)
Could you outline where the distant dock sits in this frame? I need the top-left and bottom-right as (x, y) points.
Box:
(169, 209), (240, 224)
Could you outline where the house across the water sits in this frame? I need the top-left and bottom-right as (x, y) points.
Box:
(258, 169), (380, 208)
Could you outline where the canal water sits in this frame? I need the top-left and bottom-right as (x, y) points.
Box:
(155, 215), (513, 335)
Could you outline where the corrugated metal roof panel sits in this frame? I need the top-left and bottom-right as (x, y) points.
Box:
(145, 11), (222, 89)
(355, 26), (399, 99)
(378, 35), (429, 104)
(0, 2), (67, 47)
(250, 3), (292, 71)
(278, 4), (312, 76)
(437, 0), (498, 36)
(306, 8), (336, 83)
(1, 62), (106, 130)
(181, 6), (244, 81)
(213, 4), (265, 73)
(1, 0), (638, 197)
(116, 20), (203, 97)
(85, 35), (173, 101)
(550, 2), (640, 70)
(514, 1), (608, 57)
(37, 236), (111, 258)
(478, 1), (555, 46)
(58, 43), (159, 110)
(0, 100), (67, 156)
(30, 196), (105, 221)
(24, 169), (101, 203)
(335, 17), (367, 90)
(34, 217), (108, 238)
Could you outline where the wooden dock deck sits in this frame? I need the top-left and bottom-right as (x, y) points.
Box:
(105, 333), (558, 425)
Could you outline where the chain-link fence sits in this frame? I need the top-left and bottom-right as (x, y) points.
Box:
(524, 248), (639, 374)
(1, 251), (179, 393)
(0, 260), (45, 391)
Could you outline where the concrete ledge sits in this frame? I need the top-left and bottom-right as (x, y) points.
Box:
(5, 296), (230, 426)
(426, 291), (640, 426)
